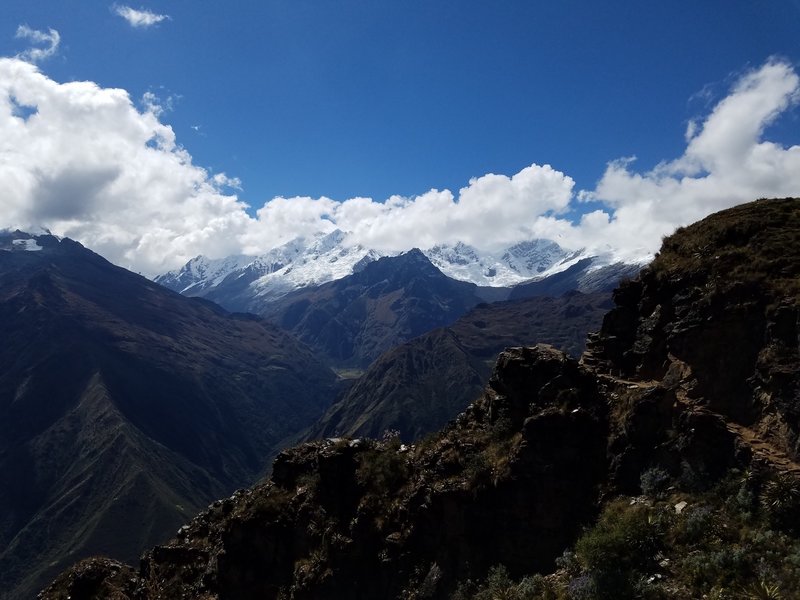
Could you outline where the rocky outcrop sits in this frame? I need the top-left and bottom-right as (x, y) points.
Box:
(584, 198), (800, 467)
(40, 198), (800, 600)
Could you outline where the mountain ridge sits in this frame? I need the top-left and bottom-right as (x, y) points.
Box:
(301, 290), (614, 443)
(154, 231), (637, 308)
(260, 249), (486, 368)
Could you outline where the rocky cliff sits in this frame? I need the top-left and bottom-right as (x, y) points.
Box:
(40, 198), (800, 599)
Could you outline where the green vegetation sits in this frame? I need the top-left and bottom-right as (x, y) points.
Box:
(452, 565), (556, 600)
(356, 432), (410, 494)
(452, 468), (800, 599)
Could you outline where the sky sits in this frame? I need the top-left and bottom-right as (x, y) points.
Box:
(1, 1), (800, 276)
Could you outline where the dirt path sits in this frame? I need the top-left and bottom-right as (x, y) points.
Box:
(603, 373), (800, 476)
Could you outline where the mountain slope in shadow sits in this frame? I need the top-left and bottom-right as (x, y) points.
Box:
(0, 231), (337, 600)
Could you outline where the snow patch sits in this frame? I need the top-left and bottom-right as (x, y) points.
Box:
(12, 238), (43, 251)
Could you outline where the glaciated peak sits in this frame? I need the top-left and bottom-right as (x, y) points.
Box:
(0, 228), (62, 252)
(12, 238), (43, 252)
(505, 238), (561, 256)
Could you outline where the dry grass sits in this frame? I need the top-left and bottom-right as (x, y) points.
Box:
(650, 198), (800, 301)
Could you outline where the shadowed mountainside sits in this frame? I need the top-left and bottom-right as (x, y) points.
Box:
(303, 290), (613, 443)
(260, 249), (489, 368)
(0, 232), (337, 600)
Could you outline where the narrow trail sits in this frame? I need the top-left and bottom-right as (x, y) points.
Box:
(723, 419), (800, 475)
(601, 373), (800, 476)
(674, 387), (800, 476)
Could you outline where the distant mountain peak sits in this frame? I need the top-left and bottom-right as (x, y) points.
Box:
(154, 234), (623, 313)
(0, 228), (66, 253)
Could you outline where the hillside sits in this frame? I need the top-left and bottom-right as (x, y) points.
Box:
(261, 249), (488, 368)
(508, 258), (641, 299)
(304, 291), (613, 442)
(40, 198), (800, 599)
(0, 232), (337, 600)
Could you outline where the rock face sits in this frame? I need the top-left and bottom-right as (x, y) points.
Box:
(0, 231), (338, 600)
(40, 198), (800, 600)
(583, 197), (800, 484)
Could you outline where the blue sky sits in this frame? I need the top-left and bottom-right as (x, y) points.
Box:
(1, 1), (800, 274)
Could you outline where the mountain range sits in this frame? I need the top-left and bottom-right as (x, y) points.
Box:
(156, 233), (639, 369)
(302, 290), (612, 442)
(0, 225), (640, 600)
(0, 231), (338, 600)
(154, 230), (633, 310)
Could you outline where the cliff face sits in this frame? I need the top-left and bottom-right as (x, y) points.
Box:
(584, 197), (800, 484)
(40, 198), (800, 600)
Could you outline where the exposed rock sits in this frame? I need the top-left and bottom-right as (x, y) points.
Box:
(42, 346), (609, 599)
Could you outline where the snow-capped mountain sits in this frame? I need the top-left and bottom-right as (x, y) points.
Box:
(425, 239), (572, 287)
(154, 253), (254, 295)
(155, 230), (382, 308)
(154, 231), (631, 312)
(0, 229), (61, 253)
(248, 230), (382, 303)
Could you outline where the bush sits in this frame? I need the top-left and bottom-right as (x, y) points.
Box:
(574, 500), (664, 597)
(640, 467), (671, 499)
(356, 446), (409, 493)
(761, 473), (800, 533)
(451, 566), (552, 600)
(675, 504), (717, 545)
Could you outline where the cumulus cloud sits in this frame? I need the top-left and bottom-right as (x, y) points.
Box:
(15, 25), (60, 63)
(574, 58), (800, 261)
(0, 58), (251, 274)
(236, 165), (575, 256)
(113, 5), (170, 28)
(0, 55), (798, 277)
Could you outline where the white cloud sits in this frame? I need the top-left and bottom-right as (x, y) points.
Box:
(573, 58), (800, 261)
(0, 58), (250, 275)
(0, 56), (798, 277)
(140, 91), (177, 117)
(15, 25), (60, 63)
(113, 5), (170, 28)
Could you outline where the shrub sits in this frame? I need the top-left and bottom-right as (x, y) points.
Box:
(761, 473), (800, 533)
(574, 500), (664, 597)
(356, 446), (409, 493)
(676, 504), (717, 545)
(640, 467), (671, 499)
(567, 574), (598, 599)
(740, 580), (783, 599)
(451, 566), (552, 600)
